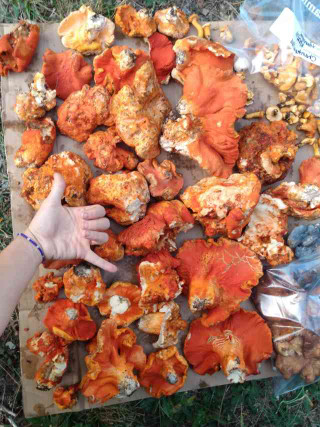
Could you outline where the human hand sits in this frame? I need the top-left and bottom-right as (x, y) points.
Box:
(26, 173), (117, 272)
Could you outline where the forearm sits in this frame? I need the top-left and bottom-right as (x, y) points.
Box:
(0, 234), (41, 335)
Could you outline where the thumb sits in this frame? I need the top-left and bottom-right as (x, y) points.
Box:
(46, 173), (66, 204)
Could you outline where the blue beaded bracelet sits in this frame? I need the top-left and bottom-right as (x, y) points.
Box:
(17, 233), (45, 262)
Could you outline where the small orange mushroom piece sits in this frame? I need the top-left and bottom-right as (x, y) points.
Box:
(154, 6), (190, 39)
(35, 345), (69, 390)
(299, 157), (320, 187)
(138, 159), (183, 200)
(0, 20), (40, 76)
(80, 319), (146, 403)
(176, 238), (263, 326)
(43, 258), (82, 270)
(27, 330), (67, 357)
(42, 49), (92, 100)
(32, 272), (63, 303)
(184, 309), (273, 383)
(53, 384), (79, 410)
(98, 282), (144, 326)
(94, 229), (124, 262)
(63, 262), (106, 306)
(147, 32), (176, 85)
(43, 299), (97, 342)
(115, 5), (156, 38)
(139, 346), (188, 398)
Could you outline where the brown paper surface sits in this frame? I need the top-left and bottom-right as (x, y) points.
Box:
(3, 20), (310, 418)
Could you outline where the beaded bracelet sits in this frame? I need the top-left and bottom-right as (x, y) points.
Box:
(17, 232), (45, 263)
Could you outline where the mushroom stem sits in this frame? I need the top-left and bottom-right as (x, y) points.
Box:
(188, 14), (204, 38)
(202, 23), (211, 40)
(245, 111), (265, 119)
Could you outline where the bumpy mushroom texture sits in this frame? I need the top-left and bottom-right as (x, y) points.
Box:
(86, 172), (150, 225)
(110, 60), (171, 159)
(80, 319), (146, 403)
(137, 159), (183, 200)
(54, 384), (79, 410)
(238, 194), (293, 266)
(298, 114), (317, 138)
(43, 258), (82, 270)
(98, 282), (144, 326)
(21, 151), (92, 210)
(115, 5), (156, 38)
(57, 84), (112, 143)
(33, 273), (64, 303)
(14, 118), (56, 168)
(118, 200), (194, 256)
(154, 6), (189, 39)
(63, 262), (106, 306)
(299, 157), (320, 187)
(267, 182), (320, 219)
(160, 37), (247, 177)
(14, 72), (56, 122)
(138, 301), (187, 349)
(94, 229), (124, 262)
(42, 49), (92, 100)
(262, 57), (300, 92)
(184, 309), (272, 382)
(58, 5), (115, 55)
(147, 32), (176, 85)
(176, 238), (263, 325)
(180, 173), (261, 239)
(237, 121), (297, 185)
(27, 331), (67, 358)
(35, 345), (69, 390)
(83, 128), (138, 173)
(138, 251), (183, 308)
(139, 346), (188, 397)
(0, 21), (39, 76)
(44, 298), (97, 342)
(93, 46), (149, 94)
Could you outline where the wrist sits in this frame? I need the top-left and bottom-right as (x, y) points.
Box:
(23, 228), (48, 262)
(18, 230), (44, 264)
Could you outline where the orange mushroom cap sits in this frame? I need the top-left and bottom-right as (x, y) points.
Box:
(176, 238), (263, 325)
(27, 330), (67, 358)
(53, 384), (79, 410)
(42, 49), (92, 100)
(32, 272), (63, 303)
(44, 298), (97, 342)
(94, 229), (124, 262)
(137, 159), (183, 200)
(154, 6), (189, 39)
(35, 345), (69, 390)
(98, 281), (144, 326)
(43, 258), (82, 270)
(139, 346), (188, 397)
(80, 319), (146, 403)
(299, 157), (320, 187)
(115, 5), (156, 38)
(184, 309), (272, 383)
(63, 262), (106, 306)
(147, 32), (176, 85)
(118, 200), (194, 256)
(0, 21), (39, 76)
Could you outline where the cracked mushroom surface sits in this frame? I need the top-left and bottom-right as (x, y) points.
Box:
(42, 49), (92, 100)
(138, 301), (187, 349)
(44, 298), (97, 342)
(86, 171), (150, 225)
(27, 330), (67, 358)
(180, 173), (261, 239)
(115, 5), (156, 38)
(35, 344), (69, 391)
(80, 319), (146, 403)
(14, 117), (56, 168)
(111, 59), (171, 159)
(21, 151), (92, 210)
(237, 121), (297, 184)
(238, 194), (294, 266)
(137, 159), (183, 200)
(299, 157), (320, 187)
(53, 384), (79, 410)
(57, 84), (112, 143)
(154, 6), (189, 39)
(63, 262), (106, 306)
(83, 128), (138, 173)
(0, 20), (39, 76)
(184, 309), (272, 383)
(94, 229), (124, 262)
(98, 281), (144, 326)
(118, 200), (194, 256)
(147, 32), (176, 85)
(14, 72), (56, 121)
(32, 273), (63, 303)
(160, 37), (247, 177)
(58, 5), (115, 55)
(176, 238), (263, 326)
(139, 346), (188, 397)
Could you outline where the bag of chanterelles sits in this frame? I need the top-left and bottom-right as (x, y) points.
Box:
(253, 254), (320, 396)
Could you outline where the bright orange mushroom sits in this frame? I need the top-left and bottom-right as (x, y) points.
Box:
(43, 258), (82, 270)
(44, 299), (97, 342)
(154, 6), (190, 39)
(53, 384), (79, 410)
(184, 309), (272, 383)
(94, 229), (124, 262)
(147, 32), (176, 85)
(98, 282), (144, 326)
(139, 346), (188, 398)
(32, 272), (63, 303)
(299, 157), (320, 186)
(27, 330), (67, 358)
(115, 5), (156, 38)
(35, 345), (69, 390)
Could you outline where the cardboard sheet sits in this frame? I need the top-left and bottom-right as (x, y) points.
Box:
(2, 20), (311, 418)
